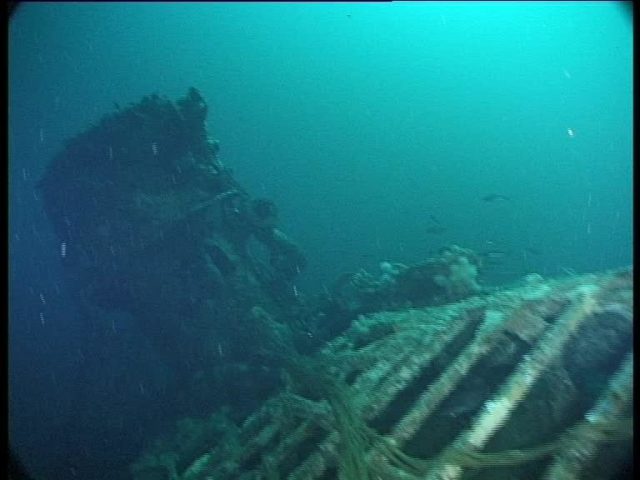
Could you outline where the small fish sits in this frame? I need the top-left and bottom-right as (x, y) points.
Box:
(428, 214), (442, 225)
(481, 194), (510, 202)
(425, 225), (448, 235)
(560, 266), (577, 277)
(480, 250), (508, 259)
(479, 250), (508, 265)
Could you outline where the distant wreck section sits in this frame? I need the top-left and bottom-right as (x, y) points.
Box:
(38, 88), (306, 373)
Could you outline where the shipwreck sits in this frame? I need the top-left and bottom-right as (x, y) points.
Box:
(38, 90), (633, 480)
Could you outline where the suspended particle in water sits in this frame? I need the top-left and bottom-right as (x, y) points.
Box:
(39, 128), (44, 143)
(562, 68), (571, 79)
(60, 241), (67, 258)
(567, 128), (575, 138)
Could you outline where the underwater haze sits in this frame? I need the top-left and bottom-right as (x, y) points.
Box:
(9, 3), (633, 480)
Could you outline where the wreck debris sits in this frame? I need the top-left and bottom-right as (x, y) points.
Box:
(328, 245), (482, 319)
(133, 268), (632, 480)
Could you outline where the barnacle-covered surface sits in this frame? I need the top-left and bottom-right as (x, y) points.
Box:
(37, 89), (306, 376)
(132, 267), (632, 480)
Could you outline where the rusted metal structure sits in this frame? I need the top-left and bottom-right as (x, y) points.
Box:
(153, 268), (632, 480)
